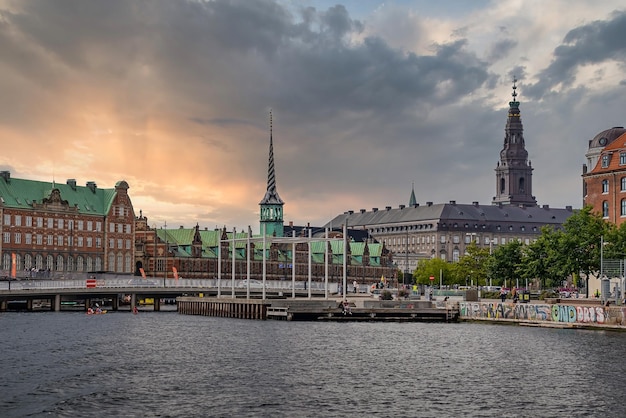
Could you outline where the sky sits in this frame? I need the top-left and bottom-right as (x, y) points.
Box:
(1, 0), (626, 233)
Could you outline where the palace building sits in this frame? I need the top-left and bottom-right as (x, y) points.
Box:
(0, 173), (135, 277)
(326, 81), (575, 273)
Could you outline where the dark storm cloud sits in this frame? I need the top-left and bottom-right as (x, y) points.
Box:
(0, 0), (493, 127)
(487, 38), (517, 62)
(525, 10), (626, 100)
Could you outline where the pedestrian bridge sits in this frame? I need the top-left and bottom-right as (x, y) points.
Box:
(0, 276), (340, 312)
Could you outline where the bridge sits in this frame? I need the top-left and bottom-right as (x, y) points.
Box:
(0, 276), (341, 312)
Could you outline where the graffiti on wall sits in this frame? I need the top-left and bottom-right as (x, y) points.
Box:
(459, 302), (606, 324)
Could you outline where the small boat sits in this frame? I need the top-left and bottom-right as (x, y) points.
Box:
(86, 308), (107, 315)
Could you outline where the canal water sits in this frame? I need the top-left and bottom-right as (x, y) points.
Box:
(1, 312), (625, 417)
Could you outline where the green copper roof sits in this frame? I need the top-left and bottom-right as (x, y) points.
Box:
(0, 176), (118, 215)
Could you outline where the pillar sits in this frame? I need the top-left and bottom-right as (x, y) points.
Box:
(54, 294), (61, 312)
(154, 297), (161, 312)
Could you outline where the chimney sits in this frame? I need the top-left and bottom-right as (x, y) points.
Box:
(472, 201), (479, 206)
(426, 202), (433, 206)
(360, 209), (366, 213)
(450, 200), (456, 205)
(385, 206), (391, 211)
(86, 181), (97, 193)
(0, 171), (10, 182)
(372, 208), (378, 212)
(399, 205), (405, 209)
(67, 179), (77, 190)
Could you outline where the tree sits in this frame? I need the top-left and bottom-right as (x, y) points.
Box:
(485, 240), (523, 287)
(455, 242), (490, 286)
(559, 206), (608, 296)
(519, 226), (562, 289)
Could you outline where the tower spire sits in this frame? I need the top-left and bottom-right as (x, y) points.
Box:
(492, 78), (536, 207)
(259, 110), (284, 236)
(409, 182), (417, 206)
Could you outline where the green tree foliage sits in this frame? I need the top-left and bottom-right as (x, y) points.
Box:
(414, 257), (456, 285)
(455, 242), (490, 286)
(485, 240), (523, 287)
(519, 226), (562, 288)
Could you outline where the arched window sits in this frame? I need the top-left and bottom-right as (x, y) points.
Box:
(117, 253), (123, 272)
(95, 257), (102, 271)
(24, 254), (32, 270)
(2, 253), (11, 271)
(56, 255), (64, 271)
(86, 257), (93, 272)
(67, 256), (74, 272)
(603, 201), (609, 217)
(108, 253), (115, 272)
(519, 177), (525, 193)
(36, 254), (43, 270)
(125, 254), (132, 273)
(46, 255), (54, 271)
(77, 256), (84, 272)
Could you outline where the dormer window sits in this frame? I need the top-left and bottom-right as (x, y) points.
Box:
(620, 152), (626, 165)
(602, 154), (610, 167)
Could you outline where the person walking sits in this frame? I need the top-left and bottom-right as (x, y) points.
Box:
(500, 287), (507, 303)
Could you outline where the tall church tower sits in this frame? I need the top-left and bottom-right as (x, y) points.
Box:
(259, 111), (284, 237)
(492, 79), (537, 207)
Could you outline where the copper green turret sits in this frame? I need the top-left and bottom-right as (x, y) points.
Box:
(259, 111), (284, 236)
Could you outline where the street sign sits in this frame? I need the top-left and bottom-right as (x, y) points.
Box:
(429, 276), (434, 281)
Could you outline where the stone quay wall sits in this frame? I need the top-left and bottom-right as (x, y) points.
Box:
(459, 300), (626, 328)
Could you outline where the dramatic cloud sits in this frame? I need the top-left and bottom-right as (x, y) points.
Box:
(1, 0), (626, 232)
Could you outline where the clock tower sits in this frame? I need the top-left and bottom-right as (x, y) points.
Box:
(493, 79), (537, 207)
(259, 111), (285, 237)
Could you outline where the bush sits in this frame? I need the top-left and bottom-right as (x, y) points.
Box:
(381, 290), (393, 300)
(398, 289), (409, 298)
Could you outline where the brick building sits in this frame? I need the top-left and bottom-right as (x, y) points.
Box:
(0, 172), (135, 277)
(582, 128), (626, 225)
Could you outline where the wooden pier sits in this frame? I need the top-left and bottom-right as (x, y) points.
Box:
(177, 296), (459, 322)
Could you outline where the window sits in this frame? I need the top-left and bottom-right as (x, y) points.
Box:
(87, 237), (93, 248)
(14, 215), (21, 226)
(36, 234), (42, 245)
(37, 217), (43, 228)
(125, 224), (131, 234)
(602, 180), (609, 193)
(453, 235), (460, 244)
(126, 239), (131, 250)
(47, 218), (54, 228)
(117, 239), (123, 249)
(452, 249), (460, 262)
(96, 221), (102, 232)
(26, 216), (32, 227)
(3, 232), (10, 243)
(622, 178), (626, 191)
(621, 199), (626, 216)
(109, 238), (114, 249)
(3, 214), (10, 225)
(440, 235), (446, 244)
(620, 152), (626, 165)
(47, 235), (53, 245)
(57, 219), (63, 229)
(603, 201), (609, 217)
(96, 238), (102, 248)
(77, 237), (83, 247)
(25, 233), (32, 245)
(87, 221), (93, 231)
(57, 235), (63, 246)
(602, 154), (610, 167)
(14, 233), (21, 244)
(110, 223), (115, 233)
